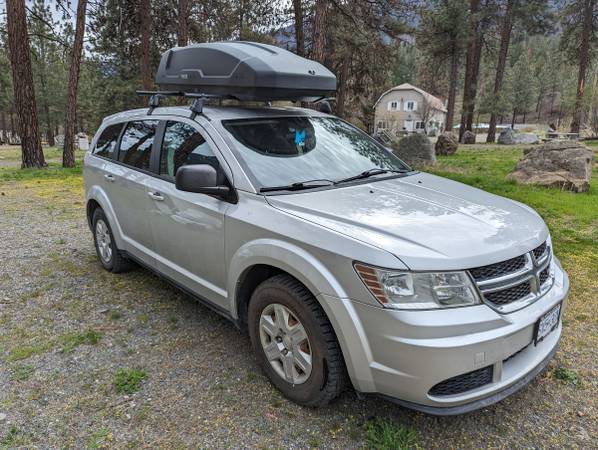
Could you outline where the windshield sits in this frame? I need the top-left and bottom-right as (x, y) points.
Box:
(222, 117), (411, 190)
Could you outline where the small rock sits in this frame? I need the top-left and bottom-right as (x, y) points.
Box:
(435, 132), (459, 156)
(515, 133), (539, 145)
(498, 127), (516, 145)
(0, 413), (7, 422)
(462, 130), (476, 144)
(391, 134), (436, 167)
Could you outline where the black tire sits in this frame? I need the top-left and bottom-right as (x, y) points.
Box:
(248, 274), (348, 407)
(92, 208), (131, 273)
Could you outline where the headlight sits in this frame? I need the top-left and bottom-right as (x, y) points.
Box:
(354, 263), (481, 310)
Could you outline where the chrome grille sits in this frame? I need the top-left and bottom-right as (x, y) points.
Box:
(469, 240), (553, 313)
(539, 267), (550, 286)
(484, 280), (532, 305)
(533, 242), (548, 261)
(469, 255), (527, 282)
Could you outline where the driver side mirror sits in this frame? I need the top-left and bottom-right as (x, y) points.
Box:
(175, 164), (231, 198)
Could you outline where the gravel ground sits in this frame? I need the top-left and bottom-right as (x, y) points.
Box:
(0, 174), (596, 449)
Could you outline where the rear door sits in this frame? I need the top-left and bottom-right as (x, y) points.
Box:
(145, 119), (230, 308)
(86, 122), (125, 204)
(108, 119), (160, 266)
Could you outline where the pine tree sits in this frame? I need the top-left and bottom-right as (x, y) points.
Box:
(418, 0), (469, 131)
(63, 0), (87, 168)
(6, 0), (46, 168)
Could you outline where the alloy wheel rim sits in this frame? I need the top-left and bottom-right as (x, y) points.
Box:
(259, 303), (312, 385)
(95, 219), (113, 263)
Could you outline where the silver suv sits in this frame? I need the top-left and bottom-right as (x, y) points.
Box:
(84, 105), (568, 414)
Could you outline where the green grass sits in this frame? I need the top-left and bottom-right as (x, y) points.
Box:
(0, 145), (85, 161)
(0, 162), (82, 182)
(87, 427), (112, 449)
(10, 364), (34, 381)
(59, 329), (102, 353)
(113, 368), (148, 394)
(365, 418), (420, 450)
(6, 344), (50, 362)
(553, 367), (581, 386)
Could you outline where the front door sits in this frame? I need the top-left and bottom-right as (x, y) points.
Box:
(404, 119), (414, 132)
(145, 119), (229, 308)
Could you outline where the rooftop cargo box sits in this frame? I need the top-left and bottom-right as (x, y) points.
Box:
(155, 41), (336, 102)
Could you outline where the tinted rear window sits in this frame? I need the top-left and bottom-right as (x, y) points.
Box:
(93, 123), (123, 158)
(118, 120), (159, 171)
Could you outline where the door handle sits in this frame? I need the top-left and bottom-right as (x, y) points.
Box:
(147, 191), (165, 201)
(104, 174), (115, 182)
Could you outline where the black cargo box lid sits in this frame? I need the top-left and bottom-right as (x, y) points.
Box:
(155, 41), (336, 102)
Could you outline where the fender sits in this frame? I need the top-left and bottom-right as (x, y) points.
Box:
(86, 185), (126, 250)
(227, 238), (376, 391)
(227, 238), (349, 313)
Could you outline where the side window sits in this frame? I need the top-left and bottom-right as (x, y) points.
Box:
(118, 120), (159, 170)
(92, 123), (123, 158)
(159, 121), (220, 181)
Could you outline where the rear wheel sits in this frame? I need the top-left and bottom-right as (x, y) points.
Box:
(92, 208), (131, 273)
(248, 274), (347, 407)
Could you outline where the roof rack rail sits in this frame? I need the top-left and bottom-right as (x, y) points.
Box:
(136, 90), (232, 119)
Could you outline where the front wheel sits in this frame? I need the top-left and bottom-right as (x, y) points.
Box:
(92, 208), (131, 273)
(248, 274), (347, 407)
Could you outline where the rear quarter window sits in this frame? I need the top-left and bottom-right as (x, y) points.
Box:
(92, 123), (123, 158)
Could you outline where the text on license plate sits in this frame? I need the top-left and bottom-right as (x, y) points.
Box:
(535, 303), (561, 344)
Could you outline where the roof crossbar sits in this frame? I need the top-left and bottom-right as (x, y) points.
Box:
(136, 90), (232, 119)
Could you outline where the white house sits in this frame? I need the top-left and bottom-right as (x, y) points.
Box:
(373, 83), (447, 137)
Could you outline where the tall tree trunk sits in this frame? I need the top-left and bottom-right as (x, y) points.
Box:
(486, 0), (513, 143)
(63, 0), (88, 168)
(139, 0), (152, 90)
(239, 0), (245, 40)
(6, 0), (45, 168)
(570, 0), (593, 134)
(38, 67), (55, 147)
(0, 112), (6, 143)
(10, 110), (16, 141)
(465, 33), (483, 131)
(311, 0), (329, 64)
(511, 110), (516, 128)
(335, 52), (351, 118)
(178, 0), (189, 47)
(293, 0), (305, 56)
(445, 49), (459, 131)
(459, 0), (480, 142)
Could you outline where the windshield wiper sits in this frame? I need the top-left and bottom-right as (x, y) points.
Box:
(335, 168), (410, 185)
(259, 179), (335, 193)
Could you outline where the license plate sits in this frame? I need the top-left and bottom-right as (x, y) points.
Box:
(534, 303), (561, 345)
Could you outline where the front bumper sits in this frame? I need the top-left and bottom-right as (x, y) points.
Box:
(320, 257), (569, 415)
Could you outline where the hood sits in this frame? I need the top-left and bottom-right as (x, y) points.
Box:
(266, 173), (548, 270)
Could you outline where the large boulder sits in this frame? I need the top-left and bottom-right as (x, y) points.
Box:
(392, 133), (436, 167)
(515, 133), (540, 145)
(435, 132), (459, 156)
(498, 128), (516, 145)
(508, 141), (593, 193)
(462, 130), (476, 144)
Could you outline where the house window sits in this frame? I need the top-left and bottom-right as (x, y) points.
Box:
(405, 101), (416, 111)
(389, 101), (398, 111)
(415, 121), (425, 130)
(377, 121), (388, 130)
